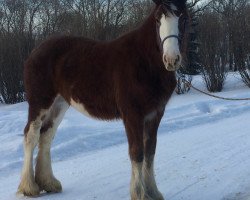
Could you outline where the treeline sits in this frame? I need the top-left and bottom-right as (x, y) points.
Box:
(198, 0), (250, 92)
(177, 0), (250, 94)
(0, 0), (249, 103)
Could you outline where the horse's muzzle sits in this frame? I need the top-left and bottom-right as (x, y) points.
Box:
(163, 54), (182, 71)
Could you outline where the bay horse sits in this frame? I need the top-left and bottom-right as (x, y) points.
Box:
(18, 0), (188, 199)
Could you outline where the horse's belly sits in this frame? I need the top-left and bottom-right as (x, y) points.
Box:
(69, 98), (120, 120)
(70, 99), (93, 118)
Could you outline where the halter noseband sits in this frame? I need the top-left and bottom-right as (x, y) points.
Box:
(161, 35), (180, 47)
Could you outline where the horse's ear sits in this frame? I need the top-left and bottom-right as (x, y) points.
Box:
(152, 0), (162, 5)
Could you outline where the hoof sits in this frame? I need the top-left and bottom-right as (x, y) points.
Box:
(144, 189), (164, 200)
(36, 176), (62, 193)
(132, 190), (164, 200)
(17, 180), (40, 197)
(147, 192), (164, 200)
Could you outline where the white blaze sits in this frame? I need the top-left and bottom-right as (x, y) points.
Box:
(158, 7), (181, 71)
(159, 14), (179, 57)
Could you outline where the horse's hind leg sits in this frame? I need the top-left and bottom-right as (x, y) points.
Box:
(35, 95), (69, 193)
(18, 107), (50, 196)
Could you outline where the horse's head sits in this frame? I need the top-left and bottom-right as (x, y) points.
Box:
(153, 0), (188, 71)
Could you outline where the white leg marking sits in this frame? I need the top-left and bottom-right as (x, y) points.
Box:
(131, 160), (163, 200)
(131, 161), (145, 200)
(35, 127), (62, 193)
(18, 111), (46, 196)
(35, 96), (69, 192)
(143, 157), (164, 200)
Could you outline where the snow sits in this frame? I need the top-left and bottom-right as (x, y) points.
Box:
(0, 73), (250, 200)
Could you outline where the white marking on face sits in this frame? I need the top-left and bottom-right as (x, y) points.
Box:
(70, 98), (92, 118)
(159, 6), (181, 71)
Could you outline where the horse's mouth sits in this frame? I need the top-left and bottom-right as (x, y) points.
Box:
(165, 62), (181, 71)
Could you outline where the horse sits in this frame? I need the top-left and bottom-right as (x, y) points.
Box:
(17, 0), (188, 199)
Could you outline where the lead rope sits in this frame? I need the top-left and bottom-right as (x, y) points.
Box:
(182, 79), (250, 101)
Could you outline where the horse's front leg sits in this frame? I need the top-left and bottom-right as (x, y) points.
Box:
(124, 115), (146, 200)
(143, 110), (165, 200)
(124, 110), (164, 200)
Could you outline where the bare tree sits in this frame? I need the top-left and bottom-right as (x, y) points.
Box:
(198, 9), (227, 92)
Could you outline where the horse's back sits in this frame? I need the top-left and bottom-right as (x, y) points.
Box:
(24, 36), (96, 106)
(24, 35), (120, 119)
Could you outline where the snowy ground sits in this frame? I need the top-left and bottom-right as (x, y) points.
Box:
(0, 74), (250, 200)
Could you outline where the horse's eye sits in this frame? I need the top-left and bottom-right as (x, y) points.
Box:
(156, 19), (161, 25)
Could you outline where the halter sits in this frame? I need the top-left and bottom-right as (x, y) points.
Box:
(161, 35), (180, 47)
